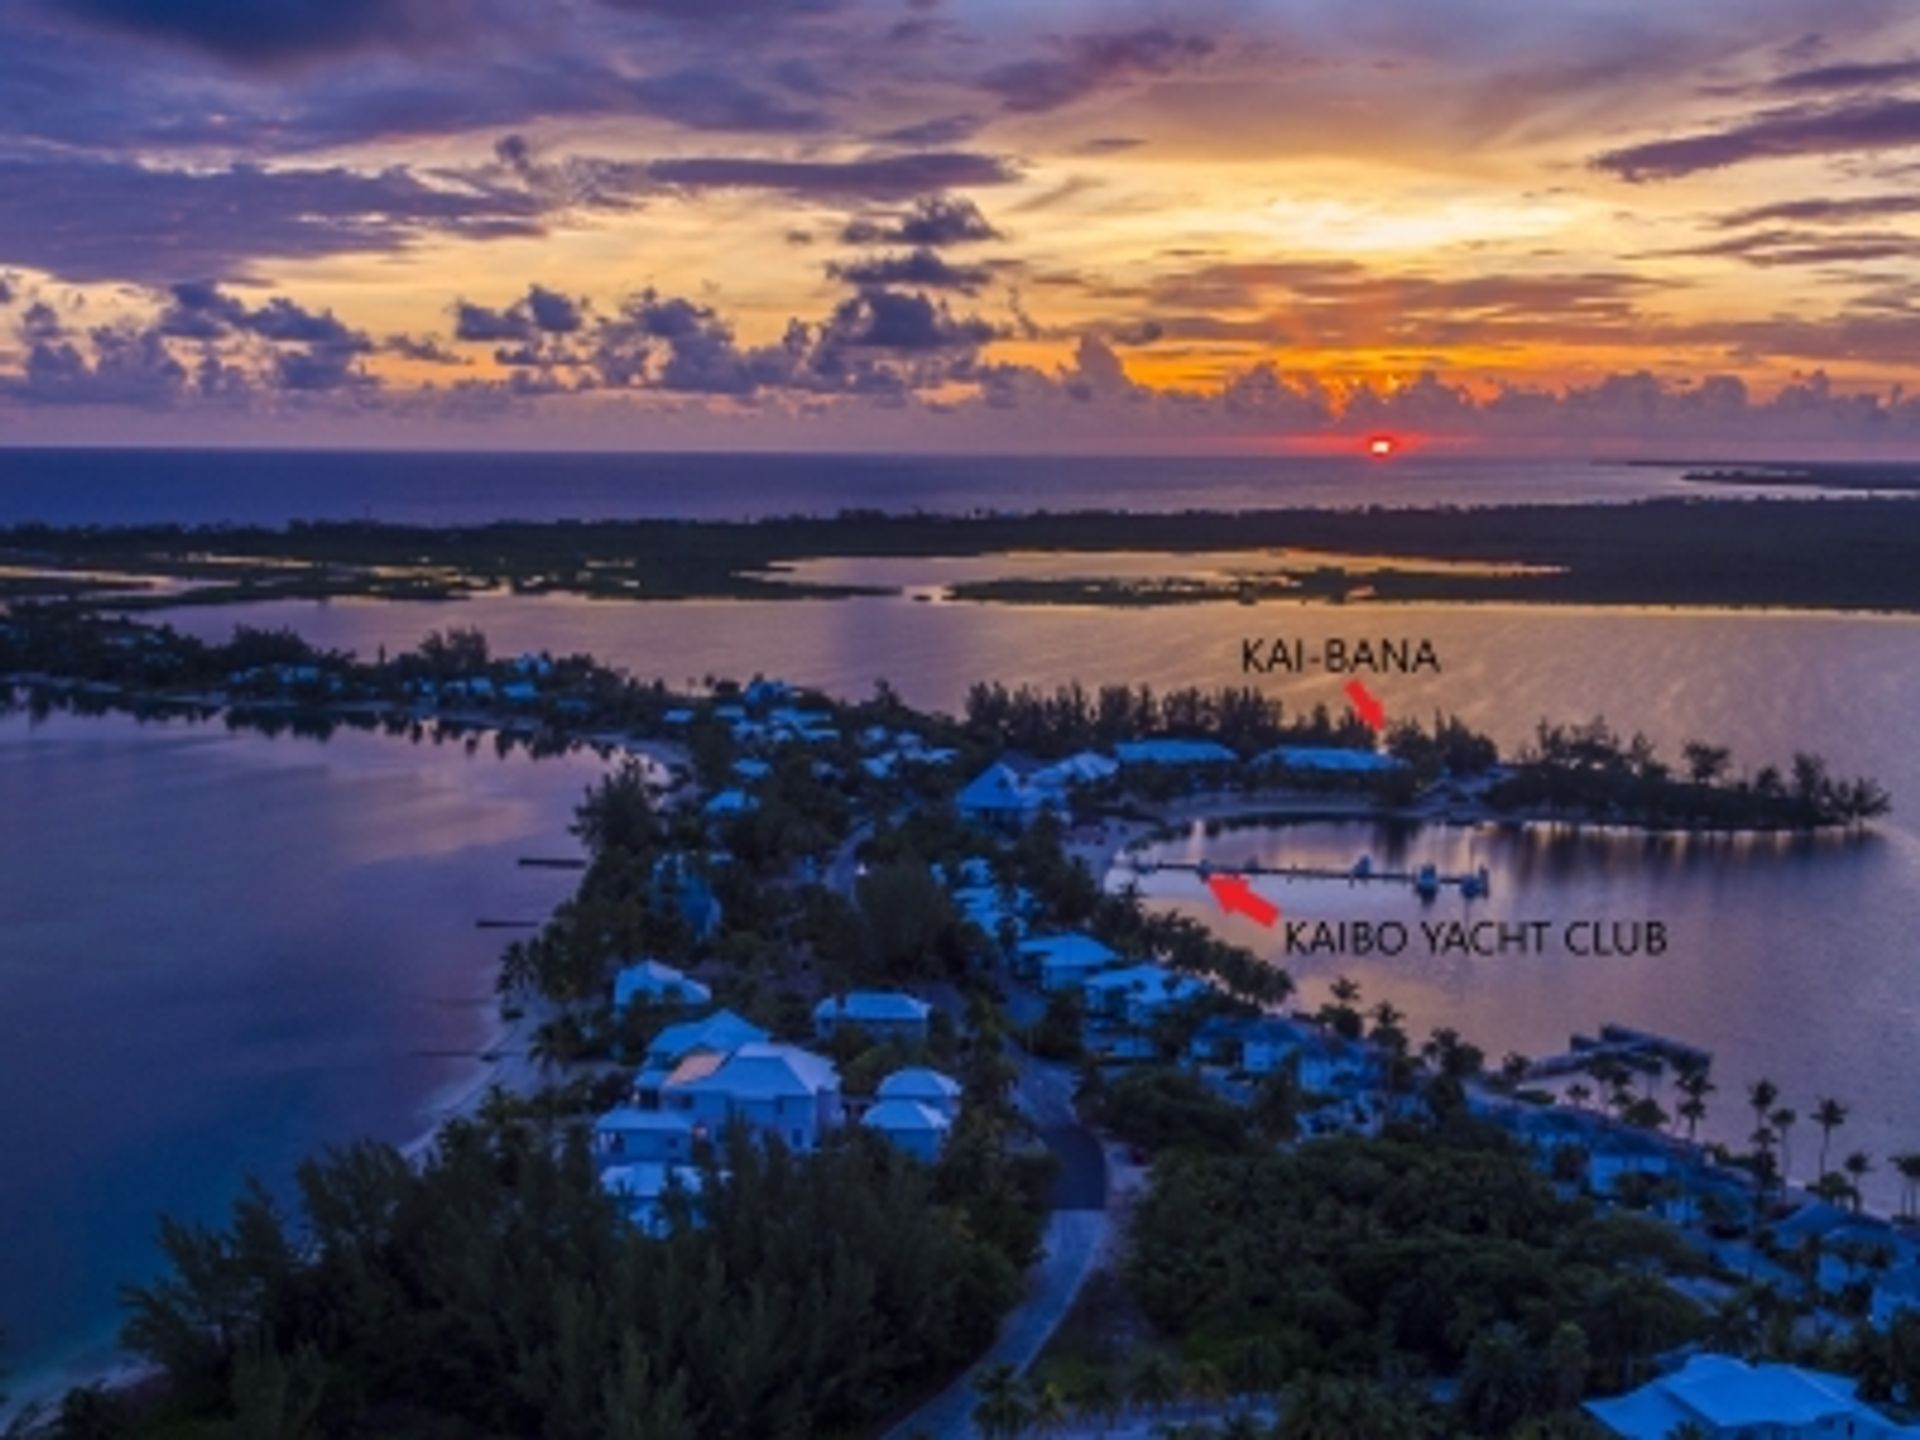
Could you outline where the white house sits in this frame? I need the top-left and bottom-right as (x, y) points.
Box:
(956, 763), (1057, 827)
(601, 1162), (705, 1235)
(862, 1099), (952, 1162)
(612, 959), (712, 1012)
(877, 1067), (962, 1119)
(594, 1107), (699, 1164)
(660, 1041), (844, 1153)
(1015, 932), (1119, 991)
(1081, 963), (1211, 1025)
(1587, 1353), (1920, 1437)
(813, 990), (932, 1044)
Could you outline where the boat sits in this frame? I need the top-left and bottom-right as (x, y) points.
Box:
(1350, 854), (1373, 879)
(1414, 863), (1440, 899)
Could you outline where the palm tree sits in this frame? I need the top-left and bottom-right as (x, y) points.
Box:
(1892, 1152), (1920, 1220)
(1815, 1097), (1850, 1180)
(1747, 1078), (1779, 1139)
(974, 1364), (1033, 1439)
(1770, 1106), (1798, 1185)
(1843, 1150), (1874, 1214)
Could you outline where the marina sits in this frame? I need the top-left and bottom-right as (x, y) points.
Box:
(1124, 853), (1493, 899)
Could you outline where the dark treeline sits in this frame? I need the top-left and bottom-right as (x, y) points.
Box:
(963, 681), (1375, 756)
(91, 1119), (1042, 1440)
(1492, 718), (1891, 830)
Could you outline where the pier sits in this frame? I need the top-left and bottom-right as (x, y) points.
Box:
(1524, 1024), (1712, 1081)
(1124, 855), (1491, 899)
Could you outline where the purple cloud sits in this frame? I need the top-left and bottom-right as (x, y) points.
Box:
(979, 28), (1213, 114)
(648, 151), (1017, 199)
(1596, 97), (1920, 180)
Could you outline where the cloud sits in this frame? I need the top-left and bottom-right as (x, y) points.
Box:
(647, 150), (1017, 199)
(1718, 193), (1920, 226)
(58, 0), (461, 67)
(1595, 97), (1920, 180)
(839, 194), (1000, 246)
(630, 68), (829, 133)
(828, 248), (993, 292)
(386, 334), (468, 365)
(454, 285), (589, 343)
(1661, 228), (1920, 267)
(979, 27), (1214, 114)
(1768, 57), (1920, 93)
(875, 114), (984, 147)
(0, 156), (547, 284)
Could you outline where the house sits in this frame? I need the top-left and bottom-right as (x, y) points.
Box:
(1081, 963), (1211, 1025)
(1015, 932), (1119, 991)
(704, 789), (758, 817)
(595, 1107), (699, 1164)
(650, 855), (723, 940)
(1255, 745), (1407, 774)
(1113, 738), (1237, 767)
(601, 1161), (705, 1234)
(499, 680), (539, 704)
(956, 763), (1057, 826)
(1586, 1353), (1920, 1437)
(877, 1067), (962, 1119)
(660, 1042), (844, 1153)
(813, 990), (932, 1044)
(732, 757), (773, 781)
(862, 1099), (953, 1161)
(1031, 750), (1120, 791)
(1188, 1014), (1315, 1073)
(643, 1009), (770, 1071)
(612, 959), (712, 1012)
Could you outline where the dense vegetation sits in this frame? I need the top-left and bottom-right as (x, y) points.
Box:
(6, 494), (1920, 612)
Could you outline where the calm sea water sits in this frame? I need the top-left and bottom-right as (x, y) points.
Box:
(0, 449), (1717, 526)
(0, 711), (603, 1397)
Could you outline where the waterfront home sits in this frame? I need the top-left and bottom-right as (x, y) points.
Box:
(601, 1161), (705, 1235)
(1586, 1353), (1920, 1437)
(877, 1066), (962, 1119)
(1254, 744), (1407, 774)
(1031, 750), (1121, 790)
(660, 1042), (844, 1153)
(704, 788), (759, 817)
(635, 1009), (771, 1100)
(1015, 931), (1120, 991)
(595, 1107), (699, 1164)
(956, 762), (1058, 827)
(862, 1099), (953, 1161)
(612, 959), (712, 1012)
(1082, 963), (1212, 1026)
(813, 990), (932, 1044)
(1114, 738), (1238, 767)
(650, 855), (724, 940)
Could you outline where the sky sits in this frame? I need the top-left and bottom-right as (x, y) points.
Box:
(4, 0), (1920, 453)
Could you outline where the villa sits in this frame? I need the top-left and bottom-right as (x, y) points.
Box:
(612, 959), (712, 1012)
(1113, 738), (1238, 767)
(862, 1099), (952, 1161)
(595, 1107), (699, 1164)
(1586, 1353), (1920, 1437)
(813, 990), (932, 1044)
(1082, 962), (1212, 1025)
(876, 1066), (962, 1119)
(1255, 745), (1407, 774)
(1014, 932), (1120, 991)
(956, 762), (1059, 827)
(657, 1041), (845, 1154)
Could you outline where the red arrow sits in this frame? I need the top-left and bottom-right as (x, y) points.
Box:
(1344, 678), (1386, 732)
(1206, 874), (1280, 928)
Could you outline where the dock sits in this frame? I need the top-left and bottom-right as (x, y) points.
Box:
(1124, 855), (1491, 899)
(1524, 1024), (1712, 1081)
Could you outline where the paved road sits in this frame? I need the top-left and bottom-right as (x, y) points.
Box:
(884, 1054), (1110, 1440)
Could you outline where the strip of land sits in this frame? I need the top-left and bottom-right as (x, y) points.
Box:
(5, 494), (1920, 612)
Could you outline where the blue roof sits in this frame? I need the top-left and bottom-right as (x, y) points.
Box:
(1256, 745), (1406, 773)
(648, 1008), (769, 1063)
(1115, 739), (1238, 766)
(956, 763), (1043, 813)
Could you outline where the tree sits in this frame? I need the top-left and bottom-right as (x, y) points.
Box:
(1892, 1152), (1920, 1220)
(1128, 1351), (1182, 1413)
(974, 1364), (1034, 1439)
(1815, 1097), (1850, 1179)
(1545, 1322), (1592, 1411)
(1843, 1150), (1874, 1213)
(1459, 1322), (1540, 1434)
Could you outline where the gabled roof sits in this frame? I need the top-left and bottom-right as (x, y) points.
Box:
(956, 762), (1042, 812)
(676, 1042), (840, 1100)
(613, 959), (711, 1009)
(878, 1067), (962, 1101)
(1255, 745), (1406, 773)
(815, 990), (932, 1023)
(1114, 738), (1237, 766)
(595, 1107), (697, 1135)
(1587, 1354), (1918, 1437)
(863, 1099), (952, 1134)
(1017, 932), (1118, 970)
(647, 1008), (769, 1063)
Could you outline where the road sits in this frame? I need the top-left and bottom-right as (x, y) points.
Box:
(883, 1053), (1110, 1440)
